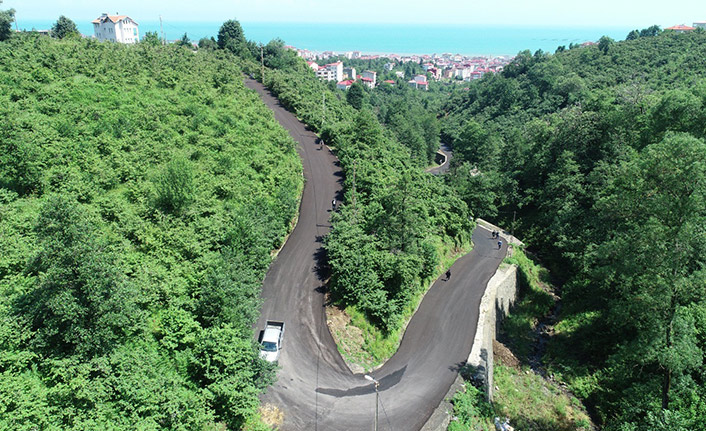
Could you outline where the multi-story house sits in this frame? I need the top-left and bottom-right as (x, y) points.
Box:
(316, 61), (344, 82)
(92, 13), (139, 44)
(361, 70), (377, 86)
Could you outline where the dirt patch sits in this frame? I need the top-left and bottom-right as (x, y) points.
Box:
(325, 301), (372, 373)
(494, 339), (521, 369)
(258, 403), (283, 428)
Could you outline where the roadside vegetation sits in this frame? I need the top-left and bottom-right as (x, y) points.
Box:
(0, 30), (303, 430)
(442, 27), (706, 430)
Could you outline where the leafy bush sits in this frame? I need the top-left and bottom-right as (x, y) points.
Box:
(0, 33), (302, 429)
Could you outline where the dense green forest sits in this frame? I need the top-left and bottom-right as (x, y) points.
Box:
(0, 31), (303, 429)
(441, 29), (706, 430)
(242, 41), (473, 333)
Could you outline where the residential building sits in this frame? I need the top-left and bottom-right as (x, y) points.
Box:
(666, 24), (696, 33)
(694, 22), (706, 29)
(343, 67), (357, 80)
(408, 79), (428, 90)
(307, 61), (319, 71)
(361, 77), (375, 89)
(92, 13), (139, 43)
(316, 61), (343, 82)
(395, 71), (405, 78)
(362, 70), (377, 86)
(337, 80), (355, 90)
(384, 62), (395, 71)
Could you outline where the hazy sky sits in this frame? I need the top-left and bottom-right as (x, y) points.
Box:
(5, 0), (705, 27)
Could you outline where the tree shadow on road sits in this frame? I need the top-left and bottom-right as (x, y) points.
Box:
(315, 365), (407, 397)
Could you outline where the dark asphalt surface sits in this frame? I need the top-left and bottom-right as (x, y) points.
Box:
(245, 77), (507, 431)
(427, 142), (453, 175)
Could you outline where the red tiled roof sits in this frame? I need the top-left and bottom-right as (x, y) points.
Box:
(384, 80), (395, 84)
(666, 24), (695, 30)
(337, 80), (354, 86)
(361, 77), (373, 82)
(92, 15), (133, 24)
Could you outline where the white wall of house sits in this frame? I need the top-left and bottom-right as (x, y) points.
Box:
(93, 14), (139, 44)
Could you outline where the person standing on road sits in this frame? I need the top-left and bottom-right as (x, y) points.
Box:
(445, 270), (451, 281)
(332, 198), (336, 211)
(498, 240), (503, 249)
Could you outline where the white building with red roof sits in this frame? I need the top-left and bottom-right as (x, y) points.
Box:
(316, 61), (343, 82)
(92, 13), (139, 44)
(336, 80), (355, 90)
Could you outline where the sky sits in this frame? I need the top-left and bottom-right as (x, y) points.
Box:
(4, 0), (705, 28)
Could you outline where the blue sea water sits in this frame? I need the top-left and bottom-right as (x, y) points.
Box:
(17, 20), (632, 56)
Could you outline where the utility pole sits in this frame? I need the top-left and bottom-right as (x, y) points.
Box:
(364, 375), (379, 431)
(159, 15), (165, 45)
(261, 45), (265, 82)
(352, 160), (358, 223)
(322, 91), (326, 127)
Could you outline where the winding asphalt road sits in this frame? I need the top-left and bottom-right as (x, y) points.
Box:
(246, 77), (507, 431)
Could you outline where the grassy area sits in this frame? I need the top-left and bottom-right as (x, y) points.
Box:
(326, 237), (473, 371)
(449, 363), (592, 431)
(494, 364), (592, 431)
(500, 248), (556, 360)
(448, 246), (594, 431)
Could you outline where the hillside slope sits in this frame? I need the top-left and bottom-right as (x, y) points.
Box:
(442, 29), (706, 429)
(0, 33), (302, 430)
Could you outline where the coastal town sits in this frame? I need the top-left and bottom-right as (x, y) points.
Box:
(294, 48), (514, 90)
(22, 13), (706, 93)
(280, 19), (706, 90)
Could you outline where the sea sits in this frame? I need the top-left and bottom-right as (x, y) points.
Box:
(17, 20), (633, 57)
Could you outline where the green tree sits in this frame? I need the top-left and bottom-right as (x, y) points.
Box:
(640, 25), (662, 37)
(217, 19), (248, 57)
(0, 0), (15, 41)
(153, 156), (195, 214)
(346, 81), (366, 110)
(198, 36), (217, 50)
(141, 30), (160, 45)
(598, 36), (615, 54)
(177, 32), (191, 48)
(15, 196), (141, 358)
(50, 15), (78, 39)
(594, 133), (706, 413)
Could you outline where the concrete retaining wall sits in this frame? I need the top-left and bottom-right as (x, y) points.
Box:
(467, 263), (518, 401)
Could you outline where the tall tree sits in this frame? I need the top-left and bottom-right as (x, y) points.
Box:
(0, 0), (14, 41)
(177, 32), (191, 48)
(51, 15), (78, 39)
(346, 81), (366, 110)
(142, 30), (160, 46)
(217, 19), (248, 58)
(593, 133), (706, 413)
